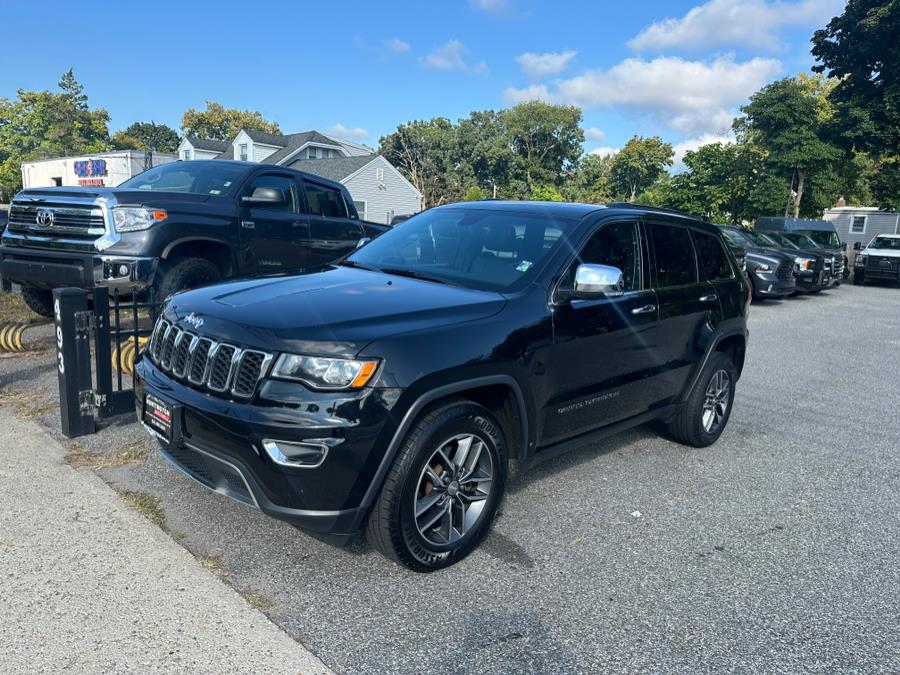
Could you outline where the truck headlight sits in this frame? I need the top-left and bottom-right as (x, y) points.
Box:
(794, 257), (815, 271)
(855, 254), (867, 267)
(753, 263), (772, 273)
(271, 354), (379, 390)
(112, 207), (167, 232)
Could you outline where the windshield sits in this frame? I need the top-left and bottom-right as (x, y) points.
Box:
(346, 206), (575, 292)
(764, 231), (800, 249)
(118, 162), (247, 196)
(798, 229), (841, 248)
(785, 232), (822, 249)
(720, 228), (752, 248)
(870, 236), (900, 250)
(741, 229), (781, 248)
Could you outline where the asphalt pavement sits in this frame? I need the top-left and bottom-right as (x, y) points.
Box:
(1, 283), (898, 673)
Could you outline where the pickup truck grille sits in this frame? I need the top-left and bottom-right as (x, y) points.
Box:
(776, 259), (793, 279)
(148, 318), (273, 399)
(865, 255), (900, 278)
(7, 202), (105, 238)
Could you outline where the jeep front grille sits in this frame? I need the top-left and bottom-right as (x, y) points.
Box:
(147, 318), (273, 399)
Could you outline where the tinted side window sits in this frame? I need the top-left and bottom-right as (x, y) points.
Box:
(571, 221), (642, 291)
(305, 182), (348, 218)
(245, 175), (298, 213)
(692, 230), (732, 281)
(649, 224), (697, 287)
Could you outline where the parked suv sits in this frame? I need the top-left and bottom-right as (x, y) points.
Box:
(135, 202), (750, 571)
(853, 234), (900, 285)
(0, 161), (386, 316)
(719, 226), (796, 299)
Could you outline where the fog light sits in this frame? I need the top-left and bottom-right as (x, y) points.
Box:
(119, 264), (130, 277)
(262, 439), (328, 468)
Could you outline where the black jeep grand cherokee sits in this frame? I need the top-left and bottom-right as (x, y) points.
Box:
(135, 202), (750, 571)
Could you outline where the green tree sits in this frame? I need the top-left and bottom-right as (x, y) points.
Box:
(734, 74), (839, 218)
(530, 184), (564, 201)
(456, 110), (515, 199)
(812, 1), (900, 208)
(181, 101), (281, 141)
(463, 184), (487, 201)
(0, 69), (109, 200)
(379, 118), (462, 207)
(111, 121), (180, 153)
(500, 101), (584, 191)
(609, 136), (673, 202)
(563, 153), (613, 203)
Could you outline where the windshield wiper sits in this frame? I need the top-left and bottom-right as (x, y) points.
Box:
(378, 267), (451, 285)
(340, 259), (378, 271)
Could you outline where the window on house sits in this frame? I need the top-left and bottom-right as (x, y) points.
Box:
(239, 143), (248, 161)
(305, 182), (348, 218)
(375, 167), (384, 181)
(850, 215), (867, 234)
(307, 147), (318, 159)
(353, 201), (367, 220)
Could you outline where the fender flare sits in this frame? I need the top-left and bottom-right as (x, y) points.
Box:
(351, 375), (529, 530)
(161, 237), (235, 261)
(680, 327), (748, 403)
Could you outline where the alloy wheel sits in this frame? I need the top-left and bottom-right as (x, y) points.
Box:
(414, 433), (493, 546)
(702, 369), (731, 433)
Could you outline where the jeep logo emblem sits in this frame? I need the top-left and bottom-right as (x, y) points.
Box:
(35, 209), (54, 227)
(184, 313), (204, 329)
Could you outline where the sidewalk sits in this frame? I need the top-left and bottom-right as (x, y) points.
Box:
(0, 408), (331, 674)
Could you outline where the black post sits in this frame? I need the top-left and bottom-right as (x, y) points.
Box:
(53, 288), (95, 437)
(93, 287), (114, 416)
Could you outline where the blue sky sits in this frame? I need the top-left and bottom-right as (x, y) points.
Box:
(1, 0), (843, 163)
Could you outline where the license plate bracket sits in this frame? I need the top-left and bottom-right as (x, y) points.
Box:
(143, 392), (180, 445)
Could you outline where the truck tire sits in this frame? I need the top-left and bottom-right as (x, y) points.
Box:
(666, 352), (737, 448)
(853, 271), (865, 285)
(21, 287), (54, 318)
(153, 257), (221, 303)
(366, 399), (507, 572)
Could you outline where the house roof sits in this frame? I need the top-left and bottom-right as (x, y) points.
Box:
(186, 137), (231, 152)
(243, 130), (289, 147)
(210, 129), (370, 163)
(291, 156), (379, 182)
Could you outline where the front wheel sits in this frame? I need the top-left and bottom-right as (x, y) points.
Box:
(152, 257), (222, 303)
(666, 352), (737, 448)
(366, 399), (507, 572)
(853, 271), (865, 285)
(20, 286), (54, 318)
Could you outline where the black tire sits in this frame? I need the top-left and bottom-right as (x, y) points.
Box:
(153, 257), (221, 303)
(666, 352), (737, 448)
(366, 399), (508, 572)
(20, 286), (54, 318)
(853, 272), (865, 285)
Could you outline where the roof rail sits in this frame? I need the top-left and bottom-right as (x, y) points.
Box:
(606, 202), (702, 220)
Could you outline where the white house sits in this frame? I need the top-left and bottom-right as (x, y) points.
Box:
(181, 128), (421, 223)
(20, 150), (177, 189)
(823, 202), (900, 265)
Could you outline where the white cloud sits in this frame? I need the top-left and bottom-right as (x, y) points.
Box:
(628, 0), (843, 52)
(383, 37), (411, 54)
(516, 50), (577, 79)
(589, 146), (619, 158)
(553, 55), (781, 134)
(585, 127), (606, 142)
(503, 83), (552, 104)
(672, 133), (735, 170)
(420, 40), (486, 73)
(326, 123), (370, 141)
(469, 0), (509, 14)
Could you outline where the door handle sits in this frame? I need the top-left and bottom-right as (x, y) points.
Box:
(700, 294), (718, 302)
(631, 304), (656, 315)
(241, 220), (255, 229)
(292, 220), (309, 228)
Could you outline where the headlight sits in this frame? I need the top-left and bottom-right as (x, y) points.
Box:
(753, 263), (772, 273)
(794, 257), (815, 271)
(856, 254), (867, 266)
(271, 354), (379, 390)
(112, 206), (167, 232)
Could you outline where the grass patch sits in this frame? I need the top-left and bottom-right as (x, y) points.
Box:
(239, 589), (273, 612)
(66, 441), (149, 469)
(0, 387), (56, 419)
(0, 292), (36, 323)
(169, 531), (185, 543)
(119, 490), (165, 527)
(199, 553), (229, 578)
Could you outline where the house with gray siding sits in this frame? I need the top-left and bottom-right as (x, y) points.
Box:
(180, 128), (421, 223)
(823, 205), (900, 264)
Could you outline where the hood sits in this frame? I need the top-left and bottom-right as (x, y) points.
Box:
(862, 248), (900, 259)
(164, 266), (507, 356)
(742, 247), (792, 265)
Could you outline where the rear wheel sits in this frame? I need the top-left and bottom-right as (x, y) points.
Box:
(152, 257), (221, 303)
(20, 287), (54, 318)
(366, 399), (507, 572)
(666, 352), (737, 448)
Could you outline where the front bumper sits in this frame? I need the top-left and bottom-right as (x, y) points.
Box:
(0, 243), (158, 292)
(751, 271), (796, 297)
(793, 269), (828, 292)
(134, 357), (402, 539)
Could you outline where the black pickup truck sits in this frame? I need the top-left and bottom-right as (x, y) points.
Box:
(0, 161), (387, 316)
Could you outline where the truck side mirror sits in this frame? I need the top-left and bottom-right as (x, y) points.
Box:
(853, 242), (861, 251)
(574, 264), (624, 299)
(841, 241), (848, 251)
(242, 187), (284, 205)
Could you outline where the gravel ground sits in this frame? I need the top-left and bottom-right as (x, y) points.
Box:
(1, 283), (898, 673)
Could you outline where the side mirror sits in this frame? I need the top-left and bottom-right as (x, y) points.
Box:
(242, 187), (284, 206)
(853, 241), (862, 251)
(574, 264), (624, 299)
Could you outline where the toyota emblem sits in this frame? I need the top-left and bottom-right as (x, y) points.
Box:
(35, 209), (54, 227)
